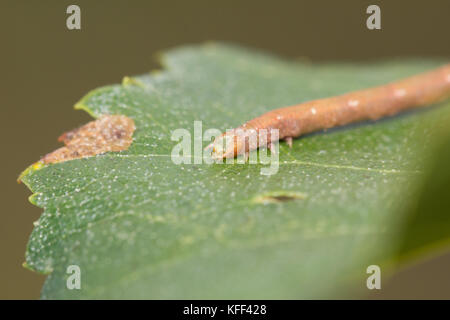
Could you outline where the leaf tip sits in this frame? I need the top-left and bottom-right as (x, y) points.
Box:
(122, 76), (146, 88)
(22, 261), (53, 275)
(17, 161), (45, 184)
(28, 192), (42, 206)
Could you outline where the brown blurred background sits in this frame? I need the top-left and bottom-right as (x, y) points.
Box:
(2, 0), (450, 299)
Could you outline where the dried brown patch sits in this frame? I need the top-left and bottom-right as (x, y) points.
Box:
(42, 115), (135, 164)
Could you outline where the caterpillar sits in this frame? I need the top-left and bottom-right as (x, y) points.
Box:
(206, 64), (450, 160)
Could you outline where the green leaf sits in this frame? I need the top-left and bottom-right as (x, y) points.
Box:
(394, 119), (450, 261)
(20, 43), (450, 299)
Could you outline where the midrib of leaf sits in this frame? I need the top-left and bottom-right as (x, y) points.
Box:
(110, 153), (422, 174)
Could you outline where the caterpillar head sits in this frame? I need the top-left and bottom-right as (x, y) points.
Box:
(205, 130), (248, 160)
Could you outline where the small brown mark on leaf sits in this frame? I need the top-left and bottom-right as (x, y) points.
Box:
(252, 191), (306, 205)
(42, 115), (135, 164)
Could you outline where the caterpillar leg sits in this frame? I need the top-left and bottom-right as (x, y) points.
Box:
(284, 137), (293, 148)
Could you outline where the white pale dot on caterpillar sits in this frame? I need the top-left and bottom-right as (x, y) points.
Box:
(348, 99), (360, 107)
(394, 88), (407, 97)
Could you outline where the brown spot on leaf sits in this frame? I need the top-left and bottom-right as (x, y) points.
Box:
(42, 115), (135, 164)
(252, 191), (306, 204)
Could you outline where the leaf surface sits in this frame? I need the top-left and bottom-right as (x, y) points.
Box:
(20, 44), (450, 298)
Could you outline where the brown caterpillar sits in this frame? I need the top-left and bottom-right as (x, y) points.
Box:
(206, 64), (450, 160)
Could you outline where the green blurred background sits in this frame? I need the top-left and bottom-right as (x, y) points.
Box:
(2, 0), (450, 299)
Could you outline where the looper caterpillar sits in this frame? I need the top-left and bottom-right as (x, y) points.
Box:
(206, 64), (450, 160)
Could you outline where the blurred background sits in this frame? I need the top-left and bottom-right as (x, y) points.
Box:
(2, 0), (450, 299)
